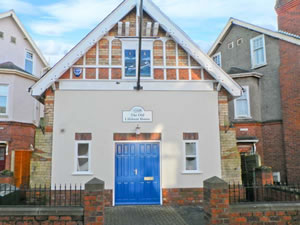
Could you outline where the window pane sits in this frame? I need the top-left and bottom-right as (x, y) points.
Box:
(26, 52), (33, 60)
(0, 96), (7, 114)
(254, 48), (264, 65)
(78, 143), (89, 157)
(186, 143), (196, 155)
(186, 157), (197, 170)
(236, 99), (248, 116)
(141, 50), (151, 77)
(25, 59), (33, 74)
(77, 158), (89, 171)
(213, 55), (221, 66)
(0, 85), (8, 96)
(125, 50), (136, 77)
(0, 148), (5, 160)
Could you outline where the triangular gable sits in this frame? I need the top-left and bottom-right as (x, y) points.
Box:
(0, 10), (49, 68)
(31, 0), (242, 97)
(208, 17), (300, 56)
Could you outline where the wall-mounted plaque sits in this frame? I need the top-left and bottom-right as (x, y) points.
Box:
(123, 106), (152, 123)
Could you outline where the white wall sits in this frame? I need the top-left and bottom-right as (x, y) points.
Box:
(0, 17), (45, 77)
(0, 73), (40, 125)
(52, 90), (222, 189)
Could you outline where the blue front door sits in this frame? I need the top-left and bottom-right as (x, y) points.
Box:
(115, 142), (160, 205)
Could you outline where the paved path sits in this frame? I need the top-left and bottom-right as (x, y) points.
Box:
(105, 206), (204, 225)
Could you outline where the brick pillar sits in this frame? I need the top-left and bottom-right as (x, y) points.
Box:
(218, 90), (241, 183)
(204, 176), (229, 225)
(30, 88), (55, 186)
(84, 178), (105, 225)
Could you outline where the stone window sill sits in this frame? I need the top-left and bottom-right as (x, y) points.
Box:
(182, 170), (203, 174)
(72, 172), (93, 176)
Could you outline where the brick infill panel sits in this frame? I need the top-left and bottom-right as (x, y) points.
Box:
(75, 133), (92, 141)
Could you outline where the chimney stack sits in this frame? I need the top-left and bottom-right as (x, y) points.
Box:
(275, 0), (300, 36)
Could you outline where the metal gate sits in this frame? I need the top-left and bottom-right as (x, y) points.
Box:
(115, 142), (160, 205)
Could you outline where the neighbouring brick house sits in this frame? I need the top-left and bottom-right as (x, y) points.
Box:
(29, 0), (243, 206)
(0, 10), (48, 186)
(208, 0), (300, 184)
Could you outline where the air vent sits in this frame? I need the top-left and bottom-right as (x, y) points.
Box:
(11, 36), (16, 44)
(237, 38), (243, 46)
(228, 42), (234, 49)
(273, 172), (281, 183)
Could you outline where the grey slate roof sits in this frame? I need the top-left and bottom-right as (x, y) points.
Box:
(0, 61), (30, 74)
(227, 67), (252, 74)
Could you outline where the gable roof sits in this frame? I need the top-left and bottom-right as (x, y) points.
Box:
(31, 0), (242, 97)
(208, 18), (300, 56)
(0, 10), (49, 68)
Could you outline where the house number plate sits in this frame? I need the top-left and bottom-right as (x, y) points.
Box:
(144, 177), (154, 181)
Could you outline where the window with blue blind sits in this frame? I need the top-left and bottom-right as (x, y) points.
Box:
(124, 49), (151, 77)
(25, 51), (33, 74)
(0, 85), (8, 115)
(250, 35), (266, 68)
(234, 86), (251, 118)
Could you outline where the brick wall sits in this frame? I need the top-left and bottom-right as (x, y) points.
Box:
(162, 188), (203, 206)
(30, 89), (55, 186)
(203, 176), (300, 225)
(276, 0), (300, 184)
(0, 208), (83, 224)
(0, 122), (35, 171)
(262, 121), (286, 182)
(218, 90), (242, 183)
(230, 204), (300, 224)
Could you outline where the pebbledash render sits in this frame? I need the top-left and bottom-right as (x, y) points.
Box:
(30, 0), (242, 206)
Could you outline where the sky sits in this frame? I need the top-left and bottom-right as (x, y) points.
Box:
(0, 0), (278, 66)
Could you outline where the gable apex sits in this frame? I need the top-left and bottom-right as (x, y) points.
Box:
(31, 0), (242, 97)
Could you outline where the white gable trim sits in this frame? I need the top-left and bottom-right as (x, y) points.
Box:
(208, 18), (300, 56)
(0, 10), (49, 67)
(31, 0), (242, 97)
(143, 0), (241, 96)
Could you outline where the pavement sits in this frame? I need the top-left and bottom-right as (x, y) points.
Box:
(104, 205), (204, 225)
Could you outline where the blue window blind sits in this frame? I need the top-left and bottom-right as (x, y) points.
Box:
(125, 50), (136, 77)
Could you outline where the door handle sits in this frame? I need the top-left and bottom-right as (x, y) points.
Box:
(134, 169), (138, 175)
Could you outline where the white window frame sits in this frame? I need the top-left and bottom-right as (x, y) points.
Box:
(25, 50), (34, 74)
(73, 141), (92, 175)
(250, 34), (267, 69)
(234, 86), (251, 119)
(228, 41), (234, 49)
(212, 52), (222, 67)
(122, 39), (153, 80)
(0, 84), (9, 116)
(182, 140), (201, 174)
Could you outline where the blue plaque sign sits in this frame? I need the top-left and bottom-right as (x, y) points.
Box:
(73, 68), (82, 77)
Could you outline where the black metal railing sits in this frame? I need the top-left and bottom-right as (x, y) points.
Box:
(229, 183), (300, 204)
(0, 184), (83, 206)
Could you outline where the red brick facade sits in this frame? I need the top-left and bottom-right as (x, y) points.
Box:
(234, 121), (287, 182)
(276, 0), (300, 184)
(0, 121), (35, 171)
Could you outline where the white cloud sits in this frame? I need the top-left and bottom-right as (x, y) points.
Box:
(0, 0), (37, 15)
(36, 40), (74, 66)
(31, 0), (123, 36)
(153, 0), (277, 28)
